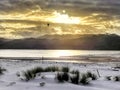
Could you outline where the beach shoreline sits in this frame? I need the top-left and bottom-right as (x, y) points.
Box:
(0, 55), (120, 63)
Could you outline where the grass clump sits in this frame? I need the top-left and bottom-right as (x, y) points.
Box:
(56, 72), (69, 82)
(62, 73), (69, 81)
(80, 74), (90, 85)
(105, 76), (120, 81)
(23, 70), (36, 81)
(113, 76), (120, 81)
(44, 66), (59, 72)
(70, 71), (91, 85)
(22, 67), (44, 81)
(71, 70), (79, 74)
(86, 72), (97, 80)
(20, 66), (96, 85)
(70, 71), (80, 84)
(56, 73), (64, 82)
(32, 67), (44, 74)
(21, 66), (59, 81)
(61, 67), (69, 72)
(0, 66), (6, 75)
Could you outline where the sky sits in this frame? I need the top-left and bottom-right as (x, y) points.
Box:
(0, 0), (120, 39)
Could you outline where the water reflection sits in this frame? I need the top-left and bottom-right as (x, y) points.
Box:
(0, 50), (120, 58)
(54, 50), (76, 57)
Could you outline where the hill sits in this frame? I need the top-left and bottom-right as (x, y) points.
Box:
(0, 34), (120, 50)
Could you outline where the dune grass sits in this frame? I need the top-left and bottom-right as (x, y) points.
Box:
(61, 67), (69, 73)
(70, 71), (80, 84)
(56, 72), (69, 82)
(44, 66), (59, 72)
(21, 66), (60, 81)
(113, 76), (120, 81)
(80, 74), (90, 85)
(0, 66), (6, 75)
(105, 76), (120, 81)
(86, 72), (97, 80)
(20, 66), (98, 85)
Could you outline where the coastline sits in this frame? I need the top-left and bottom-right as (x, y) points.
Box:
(0, 55), (120, 63)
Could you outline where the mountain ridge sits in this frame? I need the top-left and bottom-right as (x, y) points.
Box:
(0, 34), (120, 50)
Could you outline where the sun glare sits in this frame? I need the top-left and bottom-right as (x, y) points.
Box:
(55, 50), (73, 57)
(47, 11), (81, 24)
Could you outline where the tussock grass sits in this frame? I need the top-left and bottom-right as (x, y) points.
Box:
(21, 66), (60, 81)
(70, 71), (96, 85)
(105, 76), (120, 81)
(32, 67), (44, 73)
(23, 70), (36, 81)
(22, 67), (43, 81)
(80, 74), (90, 85)
(62, 72), (69, 81)
(56, 72), (69, 82)
(70, 70), (80, 84)
(70, 70), (79, 74)
(0, 66), (6, 75)
(70, 74), (79, 84)
(44, 66), (59, 72)
(86, 72), (97, 80)
(61, 67), (69, 73)
(113, 76), (120, 81)
(56, 73), (64, 82)
(20, 66), (97, 85)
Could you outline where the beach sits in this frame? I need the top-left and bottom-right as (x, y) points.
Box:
(0, 58), (120, 90)
(0, 50), (120, 90)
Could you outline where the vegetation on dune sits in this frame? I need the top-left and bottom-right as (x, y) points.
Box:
(19, 66), (99, 85)
(56, 72), (69, 82)
(80, 74), (90, 85)
(70, 70), (90, 85)
(105, 76), (120, 81)
(0, 66), (6, 75)
(56, 73), (64, 82)
(56, 70), (96, 85)
(86, 72), (97, 80)
(32, 67), (44, 73)
(21, 66), (60, 81)
(44, 66), (59, 72)
(70, 71), (80, 84)
(113, 76), (120, 81)
(23, 70), (36, 81)
(62, 72), (69, 81)
(70, 70), (80, 74)
(70, 71), (97, 85)
(61, 67), (69, 73)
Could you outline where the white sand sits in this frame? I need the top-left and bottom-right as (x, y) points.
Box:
(0, 60), (120, 90)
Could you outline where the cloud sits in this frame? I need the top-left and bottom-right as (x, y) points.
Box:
(0, 0), (120, 18)
(0, 0), (120, 38)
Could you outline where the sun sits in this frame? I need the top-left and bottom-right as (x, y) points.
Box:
(47, 11), (81, 24)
